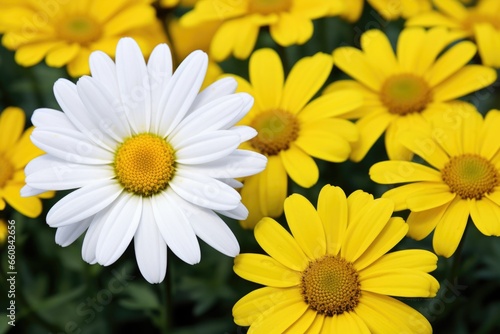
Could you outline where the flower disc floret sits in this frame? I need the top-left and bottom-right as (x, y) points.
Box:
(250, 109), (299, 156)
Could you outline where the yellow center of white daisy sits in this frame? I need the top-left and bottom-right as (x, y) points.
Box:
(250, 110), (300, 156)
(380, 74), (432, 115)
(57, 15), (102, 44)
(300, 255), (361, 316)
(0, 155), (14, 188)
(114, 133), (175, 197)
(248, 0), (292, 14)
(442, 154), (499, 200)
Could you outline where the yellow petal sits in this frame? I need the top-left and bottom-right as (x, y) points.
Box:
(233, 17), (260, 59)
(353, 217), (408, 271)
(0, 107), (24, 153)
(258, 155), (287, 217)
(317, 185), (347, 256)
(45, 43), (81, 67)
(355, 291), (432, 334)
(240, 175), (265, 229)
(350, 109), (393, 162)
(280, 144), (319, 188)
(283, 308), (317, 334)
(67, 48), (92, 77)
(341, 197), (394, 263)
(270, 12), (313, 46)
(426, 41), (477, 87)
(249, 294), (308, 334)
(434, 0), (468, 20)
(381, 182), (442, 211)
(469, 198), (500, 236)
(360, 269), (438, 297)
(233, 287), (297, 326)
(3, 184), (42, 218)
(346, 190), (374, 224)
(330, 311), (370, 334)
(384, 116), (415, 161)
(294, 128), (351, 162)
(9, 127), (44, 169)
(365, 249), (438, 273)
(399, 129), (449, 169)
(254, 218), (309, 271)
(361, 29), (398, 77)
(369, 161), (442, 184)
(284, 193), (326, 259)
(103, 5), (156, 36)
(333, 47), (383, 92)
(406, 185), (456, 212)
(298, 89), (363, 123)
(249, 48), (284, 111)
(281, 52), (333, 114)
(433, 198), (470, 258)
(397, 27), (426, 72)
(234, 254), (301, 287)
(474, 23), (500, 68)
(433, 65), (497, 102)
(306, 314), (324, 334)
(479, 110), (500, 159)
(15, 41), (64, 67)
(407, 202), (451, 240)
(299, 118), (358, 143)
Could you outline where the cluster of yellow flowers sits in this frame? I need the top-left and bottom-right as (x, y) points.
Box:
(1, 0), (500, 333)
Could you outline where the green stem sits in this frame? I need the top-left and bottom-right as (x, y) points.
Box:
(158, 262), (172, 334)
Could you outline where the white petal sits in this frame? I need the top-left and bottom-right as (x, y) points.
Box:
(169, 93), (253, 142)
(47, 180), (122, 227)
(230, 125), (258, 142)
(188, 77), (238, 113)
(170, 169), (241, 211)
(20, 185), (47, 197)
(174, 131), (240, 165)
(26, 155), (114, 190)
(96, 193), (142, 266)
(220, 178), (243, 188)
(116, 38), (152, 133)
(32, 108), (77, 130)
(53, 78), (115, 150)
(134, 198), (167, 284)
(77, 76), (131, 141)
(55, 217), (92, 247)
(155, 50), (208, 137)
(188, 204), (240, 257)
(31, 127), (114, 164)
(82, 209), (110, 264)
(216, 202), (249, 220)
(147, 43), (172, 120)
(179, 149), (267, 178)
(152, 190), (200, 265)
(89, 50), (119, 97)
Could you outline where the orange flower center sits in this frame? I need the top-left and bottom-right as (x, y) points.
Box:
(441, 154), (499, 199)
(248, 0), (292, 14)
(0, 155), (14, 188)
(57, 15), (102, 44)
(300, 255), (361, 316)
(380, 74), (432, 115)
(114, 133), (175, 197)
(250, 109), (300, 156)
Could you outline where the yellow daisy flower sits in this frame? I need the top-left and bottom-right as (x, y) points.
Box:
(0, 107), (53, 218)
(329, 0), (364, 22)
(370, 103), (500, 258)
(407, 0), (500, 67)
(328, 27), (496, 162)
(230, 48), (361, 228)
(0, 0), (166, 76)
(179, 0), (335, 61)
(233, 185), (439, 333)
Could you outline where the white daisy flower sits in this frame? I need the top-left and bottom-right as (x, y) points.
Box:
(22, 38), (267, 284)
